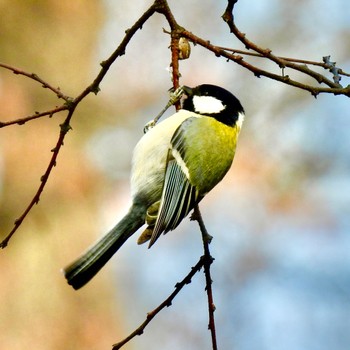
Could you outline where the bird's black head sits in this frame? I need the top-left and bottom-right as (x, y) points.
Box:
(181, 84), (244, 127)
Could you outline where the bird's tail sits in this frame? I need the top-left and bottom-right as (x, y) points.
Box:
(63, 203), (145, 290)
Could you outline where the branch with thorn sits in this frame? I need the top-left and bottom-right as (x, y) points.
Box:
(1, 1), (349, 349)
(2, 0), (349, 247)
(112, 205), (217, 350)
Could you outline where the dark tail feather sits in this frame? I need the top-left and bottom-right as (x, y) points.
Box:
(63, 204), (145, 290)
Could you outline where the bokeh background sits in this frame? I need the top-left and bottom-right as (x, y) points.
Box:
(0, 1), (350, 349)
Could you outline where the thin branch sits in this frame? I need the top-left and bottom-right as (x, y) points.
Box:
(162, 0), (350, 97)
(222, 10), (340, 88)
(112, 256), (206, 349)
(111, 206), (218, 350)
(2, 0), (349, 248)
(0, 2), (158, 248)
(0, 105), (67, 128)
(0, 62), (71, 101)
(218, 46), (350, 77)
(0, 115), (73, 248)
(112, 205), (218, 350)
(221, 1), (349, 96)
(177, 29), (350, 98)
(74, 3), (158, 105)
(156, 0), (183, 109)
(192, 205), (218, 350)
(169, 33), (181, 105)
(1, 0), (348, 349)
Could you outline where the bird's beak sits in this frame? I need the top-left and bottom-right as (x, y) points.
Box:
(181, 86), (193, 97)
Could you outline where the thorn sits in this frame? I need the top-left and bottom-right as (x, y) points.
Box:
(91, 85), (100, 95)
(59, 122), (72, 134)
(311, 90), (319, 99)
(203, 232), (213, 244)
(63, 97), (75, 109)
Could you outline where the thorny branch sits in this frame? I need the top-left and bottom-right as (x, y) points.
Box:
(112, 255), (206, 349)
(0, 105), (68, 128)
(0, 62), (72, 102)
(0, 2), (158, 248)
(216, 47), (350, 79)
(192, 205), (218, 350)
(112, 206), (216, 350)
(0, 117), (73, 247)
(1, 0), (349, 245)
(1, 0), (349, 349)
(220, 0), (350, 97)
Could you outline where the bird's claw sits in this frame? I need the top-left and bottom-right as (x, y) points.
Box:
(143, 86), (186, 133)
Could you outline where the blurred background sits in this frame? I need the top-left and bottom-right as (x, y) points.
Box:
(0, 1), (349, 349)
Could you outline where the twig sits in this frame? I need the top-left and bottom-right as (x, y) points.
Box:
(2, 0), (350, 248)
(0, 116), (73, 248)
(192, 205), (218, 350)
(176, 29), (350, 97)
(222, 9), (340, 88)
(112, 204), (218, 350)
(217, 46), (350, 78)
(112, 256), (206, 349)
(1, 1), (349, 348)
(155, 0), (183, 110)
(160, 0), (350, 97)
(75, 3), (158, 104)
(221, 0), (349, 96)
(0, 105), (68, 128)
(169, 33), (181, 110)
(0, 62), (71, 101)
(0, 2), (158, 248)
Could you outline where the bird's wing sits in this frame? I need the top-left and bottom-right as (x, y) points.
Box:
(148, 117), (200, 247)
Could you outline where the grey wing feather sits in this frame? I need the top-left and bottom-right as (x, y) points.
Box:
(148, 150), (198, 247)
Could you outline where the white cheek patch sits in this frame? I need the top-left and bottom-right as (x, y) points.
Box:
(236, 111), (245, 129)
(192, 95), (225, 114)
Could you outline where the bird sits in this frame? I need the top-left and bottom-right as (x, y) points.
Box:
(63, 84), (245, 290)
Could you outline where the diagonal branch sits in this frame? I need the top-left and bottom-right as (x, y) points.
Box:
(157, 0), (350, 99)
(221, 0), (349, 97)
(0, 114), (73, 248)
(217, 46), (350, 79)
(0, 63), (72, 101)
(112, 256), (206, 349)
(177, 29), (350, 97)
(0, 1), (159, 248)
(74, 3), (158, 104)
(2, 0), (348, 348)
(0, 105), (68, 128)
(222, 5), (340, 88)
(192, 205), (218, 350)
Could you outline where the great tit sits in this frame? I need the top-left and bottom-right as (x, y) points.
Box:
(63, 84), (245, 290)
